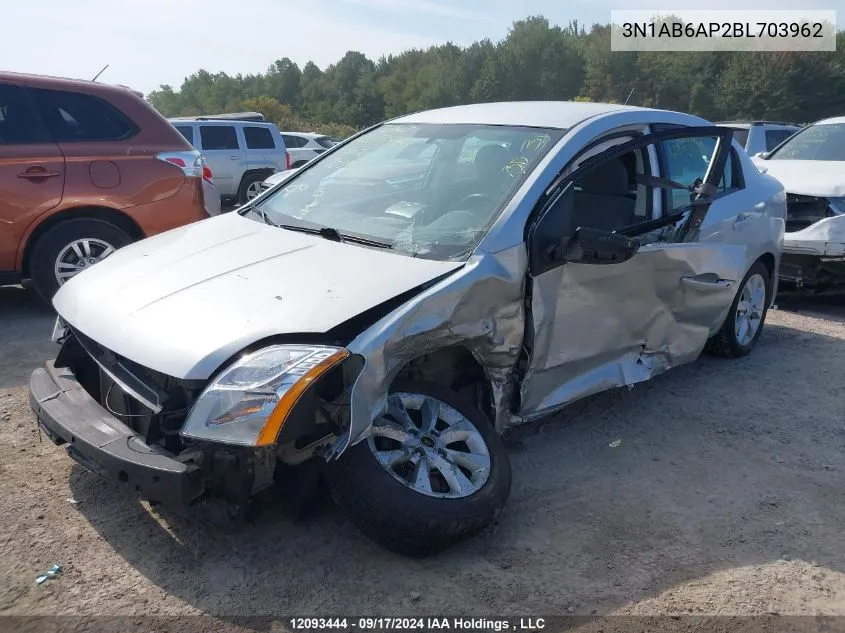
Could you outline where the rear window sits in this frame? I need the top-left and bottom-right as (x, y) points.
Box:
(315, 136), (335, 149)
(243, 126), (276, 149)
(175, 125), (194, 145)
(0, 83), (44, 144)
(31, 88), (137, 142)
(199, 125), (239, 150)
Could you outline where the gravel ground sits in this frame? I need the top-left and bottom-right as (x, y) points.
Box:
(2, 284), (845, 629)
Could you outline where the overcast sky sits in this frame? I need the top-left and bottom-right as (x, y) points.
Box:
(2, 0), (842, 96)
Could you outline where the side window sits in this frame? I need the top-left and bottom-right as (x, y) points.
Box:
(0, 84), (43, 144)
(199, 125), (239, 150)
(730, 127), (750, 148)
(568, 149), (644, 233)
(244, 126), (275, 149)
(765, 129), (794, 151)
(175, 125), (194, 145)
(661, 136), (742, 210)
(31, 88), (137, 142)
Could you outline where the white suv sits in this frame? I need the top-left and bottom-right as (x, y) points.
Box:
(278, 132), (336, 167)
(717, 121), (802, 157)
(171, 116), (291, 204)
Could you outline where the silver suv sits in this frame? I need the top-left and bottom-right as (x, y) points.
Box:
(717, 120), (802, 157)
(170, 115), (291, 204)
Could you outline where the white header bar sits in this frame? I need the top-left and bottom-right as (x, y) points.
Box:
(611, 10), (837, 51)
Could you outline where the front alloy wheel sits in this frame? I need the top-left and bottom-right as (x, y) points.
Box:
(368, 392), (491, 499)
(325, 380), (511, 557)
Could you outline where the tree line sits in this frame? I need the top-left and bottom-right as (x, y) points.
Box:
(147, 16), (845, 138)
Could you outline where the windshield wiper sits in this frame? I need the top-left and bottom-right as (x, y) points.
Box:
(240, 203), (278, 227)
(278, 224), (393, 249)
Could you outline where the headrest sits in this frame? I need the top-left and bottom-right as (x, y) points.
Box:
(474, 144), (510, 177)
(578, 158), (629, 196)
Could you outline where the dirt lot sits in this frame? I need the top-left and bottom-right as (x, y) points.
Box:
(2, 283), (845, 626)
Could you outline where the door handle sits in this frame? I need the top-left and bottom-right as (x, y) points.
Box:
(229, 156), (240, 160)
(681, 274), (735, 290)
(18, 168), (61, 179)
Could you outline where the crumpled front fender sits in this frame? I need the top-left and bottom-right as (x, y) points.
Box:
(324, 246), (527, 458)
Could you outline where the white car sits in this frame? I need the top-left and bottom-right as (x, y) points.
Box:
(278, 132), (336, 167)
(752, 117), (845, 294)
(255, 167), (300, 197)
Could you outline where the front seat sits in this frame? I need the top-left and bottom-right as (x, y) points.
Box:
(571, 158), (636, 232)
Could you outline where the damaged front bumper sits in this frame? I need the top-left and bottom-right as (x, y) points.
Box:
(29, 361), (206, 506)
(779, 215), (845, 294)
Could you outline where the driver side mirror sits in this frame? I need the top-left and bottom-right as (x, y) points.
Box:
(549, 227), (641, 265)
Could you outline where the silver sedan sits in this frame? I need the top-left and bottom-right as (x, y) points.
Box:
(33, 101), (786, 558)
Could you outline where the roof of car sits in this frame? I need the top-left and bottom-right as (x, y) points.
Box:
(814, 116), (845, 125)
(169, 118), (278, 128)
(278, 131), (326, 138)
(0, 70), (142, 97)
(717, 120), (801, 128)
(390, 101), (653, 129)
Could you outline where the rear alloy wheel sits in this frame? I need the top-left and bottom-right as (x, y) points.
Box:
(325, 380), (511, 557)
(29, 218), (131, 304)
(245, 180), (264, 202)
(706, 260), (771, 357)
(238, 173), (267, 205)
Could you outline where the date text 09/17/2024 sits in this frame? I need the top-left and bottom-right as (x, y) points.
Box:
(287, 617), (547, 631)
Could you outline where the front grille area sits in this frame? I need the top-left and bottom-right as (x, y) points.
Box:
(62, 327), (206, 451)
(785, 193), (836, 232)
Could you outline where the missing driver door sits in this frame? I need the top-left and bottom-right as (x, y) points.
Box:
(518, 126), (746, 418)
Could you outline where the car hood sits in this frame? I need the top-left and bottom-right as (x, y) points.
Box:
(53, 213), (462, 379)
(751, 158), (845, 197)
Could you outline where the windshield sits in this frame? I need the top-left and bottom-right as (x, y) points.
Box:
(251, 122), (564, 260)
(769, 123), (845, 161)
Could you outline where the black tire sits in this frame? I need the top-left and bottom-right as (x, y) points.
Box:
(324, 379), (511, 558)
(29, 218), (132, 304)
(705, 260), (771, 358)
(237, 172), (268, 205)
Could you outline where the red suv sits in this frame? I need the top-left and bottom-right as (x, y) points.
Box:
(0, 71), (213, 302)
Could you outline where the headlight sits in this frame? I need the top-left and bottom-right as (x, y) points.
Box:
(180, 345), (349, 447)
(828, 197), (845, 215)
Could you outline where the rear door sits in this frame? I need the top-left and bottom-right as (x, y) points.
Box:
(197, 124), (243, 196)
(519, 126), (745, 416)
(241, 125), (283, 172)
(0, 82), (65, 273)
